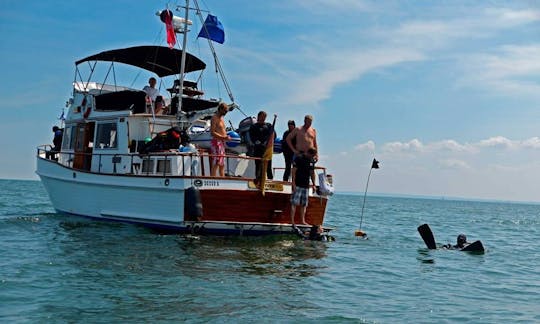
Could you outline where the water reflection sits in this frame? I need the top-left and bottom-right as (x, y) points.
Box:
(174, 235), (329, 278)
(55, 218), (330, 280)
(417, 248), (435, 264)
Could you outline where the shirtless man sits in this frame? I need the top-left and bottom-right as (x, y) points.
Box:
(210, 103), (231, 177)
(286, 114), (318, 160)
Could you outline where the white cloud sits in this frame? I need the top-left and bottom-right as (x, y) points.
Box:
(351, 136), (540, 156)
(477, 136), (516, 149)
(428, 140), (474, 152)
(522, 137), (540, 149)
(354, 140), (376, 152)
(459, 44), (540, 97)
(279, 48), (424, 107)
(227, 5), (540, 109)
(331, 135), (540, 202)
(281, 8), (539, 107)
(485, 8), (540, 26)
(382, 139), (423, 153)
(391, 8), (540, 48)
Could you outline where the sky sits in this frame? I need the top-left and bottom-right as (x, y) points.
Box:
(0, 1), (539, 202)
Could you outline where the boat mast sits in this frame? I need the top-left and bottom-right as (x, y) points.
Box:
(176, 0), (190, 116)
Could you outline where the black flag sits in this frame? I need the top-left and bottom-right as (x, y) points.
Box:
(371, 158), (379, 169)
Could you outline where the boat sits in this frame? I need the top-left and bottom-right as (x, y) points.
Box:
(35, 2), (334, 236)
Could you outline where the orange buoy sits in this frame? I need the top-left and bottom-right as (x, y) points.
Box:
(355, 229), (366, 237)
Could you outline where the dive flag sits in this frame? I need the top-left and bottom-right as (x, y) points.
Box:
(371, 158), (380, 169)
(197, 14), (225, 44)
(160, 10), (177, 48)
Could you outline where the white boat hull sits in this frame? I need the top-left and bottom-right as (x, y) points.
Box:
(37, 157), (327, 235)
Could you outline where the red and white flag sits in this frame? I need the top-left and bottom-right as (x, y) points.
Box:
(160, 10), (176, 48)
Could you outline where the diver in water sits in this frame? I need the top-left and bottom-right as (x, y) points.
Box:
(443, 234), (469, 249)
(418, 223), (484, 252)
(293, 225), (335, 241)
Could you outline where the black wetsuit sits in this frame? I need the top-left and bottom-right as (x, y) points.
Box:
(249, 122), (275, 181)
(53, 129), (63, 152)
(293, 225), (335, 241)
(282, 129), (295, 181)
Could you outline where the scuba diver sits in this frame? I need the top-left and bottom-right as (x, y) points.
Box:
(293, 225), (335, 241)
(417, 224), (484, 253)
(443, 234), (469, 250)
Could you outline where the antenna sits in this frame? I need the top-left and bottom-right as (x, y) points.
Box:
(355, 158), (380, 238)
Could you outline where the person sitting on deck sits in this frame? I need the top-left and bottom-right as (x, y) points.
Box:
(143, 77), (162, 113)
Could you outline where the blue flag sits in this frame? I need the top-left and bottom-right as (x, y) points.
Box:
(197, 14), (225, 44)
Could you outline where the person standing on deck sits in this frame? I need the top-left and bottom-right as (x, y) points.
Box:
(290, 147), (317, 226)
(47, 126), (63, 160)
(249, 111), (275, 184)
(286, 114), (318, 161)
(281, 120), (296, 181)
(210, 103), (231, 177)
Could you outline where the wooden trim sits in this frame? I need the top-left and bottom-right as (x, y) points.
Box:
(197, 189), (328, 225)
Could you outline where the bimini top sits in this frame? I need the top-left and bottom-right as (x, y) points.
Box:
(75, 45), (206, 77)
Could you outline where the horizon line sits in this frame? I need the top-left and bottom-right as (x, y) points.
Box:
(1, 178), (538, 206)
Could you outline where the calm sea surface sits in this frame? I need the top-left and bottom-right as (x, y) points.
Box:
(1, 179), (539, 323)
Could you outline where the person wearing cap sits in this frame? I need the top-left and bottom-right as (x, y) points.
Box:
(286, 114), (318, 161)
(281, 120), (296, 181)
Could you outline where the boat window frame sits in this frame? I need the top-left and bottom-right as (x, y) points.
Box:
(61, 124), (77, 151)
(94, 121), (118, 150)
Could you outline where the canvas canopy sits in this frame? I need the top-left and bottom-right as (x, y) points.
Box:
(75, 45), (206, 77)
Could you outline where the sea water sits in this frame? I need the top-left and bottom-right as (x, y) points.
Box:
(1, 179), (539, 323)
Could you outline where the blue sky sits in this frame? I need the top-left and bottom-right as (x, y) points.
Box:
(1, 1), (539, 202)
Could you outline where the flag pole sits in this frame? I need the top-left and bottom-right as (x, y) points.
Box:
(355, 158), (379, 237)
(176, 0), (189, 115)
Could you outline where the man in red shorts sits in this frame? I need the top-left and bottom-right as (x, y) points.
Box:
(210, 103), (231, 177)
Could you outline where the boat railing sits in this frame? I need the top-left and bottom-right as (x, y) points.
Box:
(37, 146), (328, 184)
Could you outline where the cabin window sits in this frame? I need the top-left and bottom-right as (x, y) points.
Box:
(61, 125), (77, 150)
(95, 123), (118, 149)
